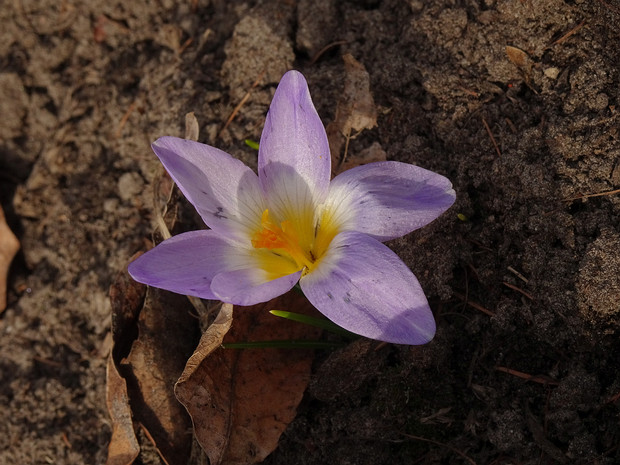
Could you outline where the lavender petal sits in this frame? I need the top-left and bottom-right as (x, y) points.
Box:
(211, 268), (302, 306)
(128, 230), (241, 300)
(325, 161), (456, 241)
(300, 231), (436, 345)
(258, 70), (331, 206)
(151, 136), (265, 242)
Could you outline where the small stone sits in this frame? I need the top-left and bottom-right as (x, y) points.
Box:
(544, 67), (560, 79)
(103, 198), (119, 213)
(118, 172), (144, 202)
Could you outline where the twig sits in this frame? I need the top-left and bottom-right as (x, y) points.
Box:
(61, 432), (72, 449)
(337, 128), (352, 172)
(563, 188), (620, 202)
(605, 390), (620, 404)
(503, 281), (534, 300)
(458, 86), (480, 98)
(219, 70), (266, 138)
(138, 423), (160, 455)
(495, 366), (559, 385)
(401, 432), (478, 465)
(507, 266), (529, 283)
(482, 116), (501, 157)
(466, 238), (494, 253)
(550, 20), (586, 46)
(453, 291), (495, 317)
(310, 40), (348, 65)
(505, 117), (517, 134)
(152, 155), (210, 320)
(33, 356), (63, 368)
(115, 101), (137, 138)
(178, 37), (193, 55)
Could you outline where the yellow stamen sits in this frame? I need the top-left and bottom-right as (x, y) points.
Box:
(252, 209), (315, 271)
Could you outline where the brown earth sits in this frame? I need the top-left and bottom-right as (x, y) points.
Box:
(1, 0), (619, 464)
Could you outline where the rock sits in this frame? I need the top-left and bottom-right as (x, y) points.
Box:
(118, 172), (144, 202)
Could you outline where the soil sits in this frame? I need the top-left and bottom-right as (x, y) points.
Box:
(1, 0), (620, 464)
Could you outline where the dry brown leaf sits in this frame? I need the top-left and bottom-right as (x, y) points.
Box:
(340, 141), (387, 172)
(326, 54), (378, 175)
(176, 302), (234, 385)
(106, 355), (140, 465)
(106, 264), (146, 465)
(505, 45), (529, 68)
(121, 287), (197, 465)
(505, 45), (536, 91)
(184, 112), (200, 141)
(107, 112), (205, 464)
(109, 257), (146, 359)
(337, 53), (378, 134)
(0, 204), (20, 313)
(175, 291), (322, 465)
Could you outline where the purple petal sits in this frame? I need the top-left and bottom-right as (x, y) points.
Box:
(325, 161), (456, 241)
(211, 269), (302, 306)
(128, 230), (242, 299)
(151, 136), (265, 242)
(300, 231), (436, 345)
(258, 71), (331, 206)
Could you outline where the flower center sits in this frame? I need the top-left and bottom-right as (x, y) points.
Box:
(252, 209), (316, 271)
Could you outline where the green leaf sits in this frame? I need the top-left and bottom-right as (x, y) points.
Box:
(245, 139), (260, 150)
(269, 310), (358, 338)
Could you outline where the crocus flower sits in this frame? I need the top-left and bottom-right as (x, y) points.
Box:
(128, 70), (455, 345)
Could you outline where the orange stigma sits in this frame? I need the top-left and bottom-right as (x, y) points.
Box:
(251, 209), (314, 271)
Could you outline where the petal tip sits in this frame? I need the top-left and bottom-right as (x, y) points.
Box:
(380, 305), (437, 345)
(126, 255), (147, 284)
(279, 69), (306, 88)
(151, 135), (177, 149)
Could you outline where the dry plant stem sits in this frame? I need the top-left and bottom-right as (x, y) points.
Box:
(310, 40), (348, 64)
(495, 366), (559, 386)
(115, 101), (137, 138)
(153, 167), (175, 242)
(505, 117), (517, 133)
(153, 167), (210, 319)
(33, 356), (63, 368)
(401, 433), (477, 465)
(156, 206), (209, 317)
(178, 37), (193, 55)
(563, 188), (620, 202)
(337, 128), (352, 172)
(61, 432), (72, 449)
(482, 116), (501, 157)
(457, 85), (480, 98)
(219, 70), (266, 138)
(550, 20), (586, 46)
(507, 266), (529, 283)
(139, 423), (171, 465)
(453, 291), (495, 316)
(503, 281), (534, 300)
(606, 390), (620, 404)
